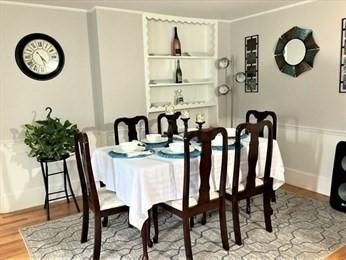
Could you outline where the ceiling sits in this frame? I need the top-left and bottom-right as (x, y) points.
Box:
(9, 0), (308, 20)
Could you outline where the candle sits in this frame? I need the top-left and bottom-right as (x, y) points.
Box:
(181, 110), (190, 119)
(165, 104), (175, 115)
(196, 113), (205, 123)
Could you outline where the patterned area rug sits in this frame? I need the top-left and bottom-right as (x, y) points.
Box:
(20, 190), (346, 259)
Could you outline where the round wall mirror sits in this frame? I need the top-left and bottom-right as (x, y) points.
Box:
(274, 26), (319, 77)
(284, 39), (306, 65)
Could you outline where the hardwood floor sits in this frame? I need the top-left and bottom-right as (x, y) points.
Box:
(0, 185), (343, 260)
(0, 198), (82, 260)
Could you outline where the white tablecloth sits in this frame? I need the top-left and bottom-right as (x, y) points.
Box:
(91, 138), (285, 230)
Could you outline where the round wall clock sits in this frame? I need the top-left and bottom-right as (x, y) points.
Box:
(15, 33), (64, 80)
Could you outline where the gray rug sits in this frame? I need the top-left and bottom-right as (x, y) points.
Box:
(20, 190), (346, 259)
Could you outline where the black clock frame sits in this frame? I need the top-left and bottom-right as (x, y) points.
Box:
(15, 33), (65, 81)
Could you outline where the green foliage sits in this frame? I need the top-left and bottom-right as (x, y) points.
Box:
(24, 107), (78, 160)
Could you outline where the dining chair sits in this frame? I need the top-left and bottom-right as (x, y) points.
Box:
(74, 132), (150, 260)
(114, 115), (149, 145)
(157, 111), (181, 135)
(225, 121), (274, 245)
(246, 110), (277, 139)
(152, 127), (229, 260)
(245, 110), (277, 211)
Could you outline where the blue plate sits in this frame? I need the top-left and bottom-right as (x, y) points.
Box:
(212, 143), (243, 151)
(157, 148), (200, 159)
(228, 133), (248, 139)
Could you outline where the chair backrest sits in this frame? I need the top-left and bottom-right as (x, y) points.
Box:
(246, 110), (277, 139)
(157, 111), (181, 135)
(183, 127), (228, 210)
(75, 132), (101, 212)
(114, 116), (149, 145)
(232, 121), (273, 195)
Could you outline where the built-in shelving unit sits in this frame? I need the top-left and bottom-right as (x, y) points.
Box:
(143, 13), (219, 126)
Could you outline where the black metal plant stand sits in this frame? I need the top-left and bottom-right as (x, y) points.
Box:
(38, 154), (80, 220)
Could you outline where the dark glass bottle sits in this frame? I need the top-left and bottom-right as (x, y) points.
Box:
(172, 27), (181, 56)
(175, 60), (182, 83)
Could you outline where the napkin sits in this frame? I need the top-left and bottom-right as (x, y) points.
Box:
(126, 150), (153, 158)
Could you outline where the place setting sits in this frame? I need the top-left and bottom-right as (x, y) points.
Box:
(108, 140), (155, 158)
(157, 141), (200, 159)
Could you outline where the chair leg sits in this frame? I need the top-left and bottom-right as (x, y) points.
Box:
(246, 198), (251, 214)
(81, 202), (89, 243)
(219, 200), (229, 250)
(232, 200), (242, 245)
(263, 192), (273, 232)
(271, 190), (276, 203)
(102, 217), (108, 227)
(152, 205), (159, 243)
(141, 219), (149, 260)
(201, 212), (207, 225)
(183, 218), (193, 260)
(93, 213), (102, 260)
(147, 210), (153, 248)
(190, 216), (194, 229)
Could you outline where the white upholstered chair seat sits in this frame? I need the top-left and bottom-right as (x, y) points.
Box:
(226, 178), (263, 194)
(164, 191), (220, 211)
(98, 188), (125, 210)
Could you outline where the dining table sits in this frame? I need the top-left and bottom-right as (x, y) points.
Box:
(91, 134), (285, 232)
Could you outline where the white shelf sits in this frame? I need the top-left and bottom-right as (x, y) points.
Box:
(149, 102), (216, 113)
(149, 81), (214, 87)
(148, 55), (215, 60)
(143, 14), (219, 125)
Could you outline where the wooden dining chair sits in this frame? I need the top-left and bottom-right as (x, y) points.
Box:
(245, 110), (277, 211)
(157, 111), (181, 135)
(152, 128), (229, 260)
(74, 132), (150, 260)
(114, 115), (149, 145)
(225, 121), (274, 245)
(246, 110), (277, 139)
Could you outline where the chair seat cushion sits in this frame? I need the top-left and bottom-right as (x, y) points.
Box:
(98, 188), (125, 210)
(226, 178), (263, 194)
(164, 191), (220, 211)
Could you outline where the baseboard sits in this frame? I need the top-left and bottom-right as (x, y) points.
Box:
(285, 167), (331, 196)
(0, 180), (82, 213)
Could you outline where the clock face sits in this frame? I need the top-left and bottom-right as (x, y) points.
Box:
(15, 33), (64, 80)
(23, 39), (60, 75)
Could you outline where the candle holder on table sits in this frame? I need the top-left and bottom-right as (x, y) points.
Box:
(181, 117), (190, 135)
(166, 114), (176, 144)
(196, 121), (205, 130)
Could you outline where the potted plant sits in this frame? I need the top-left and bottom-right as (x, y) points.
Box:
(24, 107), (78, 161)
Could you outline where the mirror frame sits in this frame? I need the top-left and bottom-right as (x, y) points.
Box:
(274, 26), (320, 77)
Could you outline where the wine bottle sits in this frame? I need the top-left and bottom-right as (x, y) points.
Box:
(172, 27), (181, 56)
(175, 60), (182, 83)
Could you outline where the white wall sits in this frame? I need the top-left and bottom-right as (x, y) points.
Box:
(0, 2), (94, 212)
(90, 8), (147, 130)
(230, 0), (346, 195)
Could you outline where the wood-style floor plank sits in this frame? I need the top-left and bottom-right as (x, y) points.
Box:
(0, 185), (344, 260)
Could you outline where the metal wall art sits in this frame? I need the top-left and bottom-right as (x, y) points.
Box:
(339, 18), (346, 93)
(245, 35), (259, 93)
(274, 26), (319, 77)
